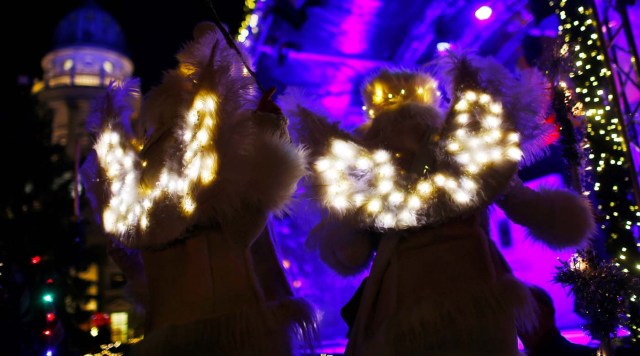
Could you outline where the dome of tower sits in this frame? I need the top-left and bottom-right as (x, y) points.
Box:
(53, 1), (126, 53)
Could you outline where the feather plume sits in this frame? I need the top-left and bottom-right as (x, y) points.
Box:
(279, 87), (353, 158)
(86, 78), (140, 139)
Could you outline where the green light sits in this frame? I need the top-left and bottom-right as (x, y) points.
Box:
(43, 294), (53, 303)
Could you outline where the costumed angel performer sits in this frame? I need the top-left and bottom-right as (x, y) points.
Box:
(282, 53), (596, 355)
(80, 22), (316, 355)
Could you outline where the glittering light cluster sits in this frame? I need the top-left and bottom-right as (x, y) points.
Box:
(237, 0), (267, 46)
(315, 91), (521, 229)
(362, 78), (439, 119)
(554, 248), (640, 344)
(95, 92), (219, 235)
(555, 0), (640, 271)
(554, 0), (640, 339)
(448, 91), (522, 171)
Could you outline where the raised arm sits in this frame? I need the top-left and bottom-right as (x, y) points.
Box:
(496, 176), (595, 249)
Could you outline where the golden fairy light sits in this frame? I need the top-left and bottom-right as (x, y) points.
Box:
(363, 76), (440, 119)
(95, 91), (219, 235)
(315, 90), (521, 229)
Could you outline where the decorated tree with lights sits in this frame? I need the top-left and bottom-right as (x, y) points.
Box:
(552, 0), (640, 343)
(554, 248), (640, 353)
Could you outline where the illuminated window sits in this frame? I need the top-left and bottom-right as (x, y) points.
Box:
(63, 59), (74, 71)
(110, 312), (128, 342)
(84, 298), (98, 311)
(78, 263), (99, 282)
(103, 61), (113, 73)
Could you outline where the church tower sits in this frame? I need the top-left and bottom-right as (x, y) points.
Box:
(32, 1), (133, 160)
(32, 2), (139, 343)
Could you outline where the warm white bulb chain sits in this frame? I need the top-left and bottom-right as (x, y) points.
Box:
(315, 90), (521, 229)
(95, 92), (219, 235)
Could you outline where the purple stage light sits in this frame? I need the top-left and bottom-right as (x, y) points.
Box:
(475, 5), (493, 21)
(436, 42), (452, 53)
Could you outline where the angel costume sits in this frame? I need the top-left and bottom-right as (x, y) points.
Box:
(80, 23), (316, 355)
(283, 54), (595, 355)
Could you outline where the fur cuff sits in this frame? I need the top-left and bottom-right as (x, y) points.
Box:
(307, 217), (376, 276)
(497, 182), (595, 249)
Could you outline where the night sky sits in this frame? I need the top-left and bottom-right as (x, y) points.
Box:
(6, 0), (245, 92)
(0, 0), (245, 202)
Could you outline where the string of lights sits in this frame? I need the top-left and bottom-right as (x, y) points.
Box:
(553, 0), (640, 341)
(236, 0), (268, 46)
(315, 88), (521, 229)
(96, 91), (219, 237)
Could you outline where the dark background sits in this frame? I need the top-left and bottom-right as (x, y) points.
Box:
(0, 2), (246, 353)
(4, 0), (245, 92)
(1, 0), (246, 196)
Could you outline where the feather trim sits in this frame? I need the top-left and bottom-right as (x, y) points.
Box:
(86, 78), (140, 138)
(177, 22), (255, 94)
(132, 297), (317, 356)
(436, 52), (554, 167)
(193, 110), (307, 223)
(279, 87), (353, 159)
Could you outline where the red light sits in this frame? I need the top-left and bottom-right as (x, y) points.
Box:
(43, 329), (52, 336)
(31, 256), (41, 264)
(91, 312), (111, 327)
(46, 278), (54, 284)
(46, 313), (55, 322)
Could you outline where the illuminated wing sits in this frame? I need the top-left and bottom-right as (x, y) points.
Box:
(311, 90), (521, 230)
(314, 138), (421, 228)
(85, 25), (267, 248)
(438, 53), (554, 167)
(429, 89), (522, 222)
(94, 89), (219, 237)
